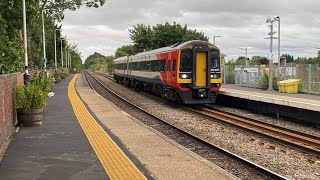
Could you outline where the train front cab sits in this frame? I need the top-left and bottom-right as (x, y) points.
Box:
(177, 44), (222, 104)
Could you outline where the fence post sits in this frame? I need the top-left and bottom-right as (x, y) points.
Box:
(308, 64), (311, 94)
(246, 67), (249, 87)
(239, 65), (242, 86)
(224, 65), (227, 84)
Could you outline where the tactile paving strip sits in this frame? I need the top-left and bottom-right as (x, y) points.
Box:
(68, 74), (146, 180)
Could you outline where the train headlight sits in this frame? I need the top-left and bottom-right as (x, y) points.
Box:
(181, 74), (188, 79)
(179, 73), (191, 79)
(211, 74), (218, 78)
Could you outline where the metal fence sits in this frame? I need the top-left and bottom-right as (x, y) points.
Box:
(223, 64), (320, 94)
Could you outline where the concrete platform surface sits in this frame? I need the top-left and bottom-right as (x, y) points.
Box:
(77, 74), (238, 180)
(0, 75), (107, 180)
(220, 84), (320, 112)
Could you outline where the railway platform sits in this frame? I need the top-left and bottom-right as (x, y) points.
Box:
(0, 74), (237, 179)
(219, 84), (320, 126)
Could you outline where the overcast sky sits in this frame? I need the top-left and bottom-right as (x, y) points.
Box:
(62, 0), (320, 62)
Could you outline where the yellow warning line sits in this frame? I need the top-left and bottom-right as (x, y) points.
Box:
(68, 74), (146, 180)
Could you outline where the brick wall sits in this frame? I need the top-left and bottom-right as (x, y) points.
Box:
(0, 73), (24, 154)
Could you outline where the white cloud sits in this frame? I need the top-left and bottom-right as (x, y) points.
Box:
(62, 0), (320, 62)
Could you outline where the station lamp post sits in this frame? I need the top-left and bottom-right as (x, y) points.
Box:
(64, 43), (67, 69)
(61, 38), (65, 69)
(213, 35), (221, 45)
(22, 0), (30, 84)
(54, 29), (62, 69)
(240, 47), (251, 66)
(41, 10), (47, 71)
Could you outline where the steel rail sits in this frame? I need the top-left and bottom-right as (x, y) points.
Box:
(188, 106), (320, 157)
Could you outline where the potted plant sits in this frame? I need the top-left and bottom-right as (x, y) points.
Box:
(16, 82), (48, 127)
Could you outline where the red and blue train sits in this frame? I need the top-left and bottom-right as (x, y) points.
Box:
(113, 40), (222, 104)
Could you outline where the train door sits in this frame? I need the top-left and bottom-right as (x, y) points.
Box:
(166, 59), (171, 86)
(170, 59), (176, 86)
(126, 57), (129, 78)
(195, 52), (207, 87)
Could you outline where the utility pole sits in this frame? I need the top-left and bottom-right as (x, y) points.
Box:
(265, 17), (278, 91)
(276, 16), (280, 75)
(22, 0), (30, 84)
(213, 35), (221, 45)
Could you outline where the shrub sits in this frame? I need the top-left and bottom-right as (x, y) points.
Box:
(258, 70), (269, 90)
(16, 83), (47, 110)
(30, 76), (53, 92)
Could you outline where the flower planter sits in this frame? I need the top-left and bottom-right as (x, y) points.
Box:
(17, 108), (44, 127)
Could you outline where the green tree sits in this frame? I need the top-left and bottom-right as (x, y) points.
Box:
(40, 0), (107, 22)
(282, 54), (294, 63)
(84, 52), (114, 70)
(250, 56), (263, 65)
(129, 24), (153, 52)
(0, 0), (106, 73)
(129, 22), (209, 53)
(115, 44), (135, 58)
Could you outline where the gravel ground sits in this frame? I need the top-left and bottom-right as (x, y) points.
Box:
(90, 72), (320, 180)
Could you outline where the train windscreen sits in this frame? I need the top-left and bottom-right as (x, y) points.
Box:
(180, 49), (193, 72)
(210, 49), (220, 69)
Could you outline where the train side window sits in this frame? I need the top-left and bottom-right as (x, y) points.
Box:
(143, 61), (148, 71)
(154, 60), (159, 72)
(149, 61), (154, 71)
(159, 60), (166, 72)
(133, 62), (137, 70)
(172, 59), (176, 71)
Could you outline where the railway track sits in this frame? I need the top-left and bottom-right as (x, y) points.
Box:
(84, 70), (287, 180)
(92, 71), (320, 158)
(187, 106), (320, 157)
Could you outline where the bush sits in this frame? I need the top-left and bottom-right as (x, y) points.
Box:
(258, 70), (269, 90)
(16, 83), (47, 110)
(30, 75), (53, 92)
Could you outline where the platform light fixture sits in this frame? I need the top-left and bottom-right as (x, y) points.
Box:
(213, 35), (221, 45)
(239, 47), (252, 66)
